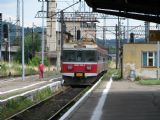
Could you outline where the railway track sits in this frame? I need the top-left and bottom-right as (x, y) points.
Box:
(6, 86), (89, 120)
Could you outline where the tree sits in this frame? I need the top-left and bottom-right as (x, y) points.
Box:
(14, 32), (41, 64)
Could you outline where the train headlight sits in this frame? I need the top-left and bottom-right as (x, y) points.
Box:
(67, 65), (73, 70)
(86, 65), (92, 71)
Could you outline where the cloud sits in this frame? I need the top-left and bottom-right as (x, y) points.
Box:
(0, 0), (15, 4)
(0, 2), (17, 22)
(0, 0), (43, 27)
(0, 2), (16, 10)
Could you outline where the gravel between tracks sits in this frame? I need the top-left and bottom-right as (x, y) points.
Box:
(8, 87), (85, 120)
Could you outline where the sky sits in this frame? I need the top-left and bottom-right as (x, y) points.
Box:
(0, 0), (144, 26)
(0, 0), (157, 39)
(0, 0), (43, 27)
(0, 0), (84, 27)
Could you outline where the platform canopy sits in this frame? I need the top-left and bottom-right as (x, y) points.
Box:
(85, 0), (160, 23)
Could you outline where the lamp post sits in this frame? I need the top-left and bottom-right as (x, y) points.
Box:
(22, 0), (25, 80)
(41, 0), (45, 65)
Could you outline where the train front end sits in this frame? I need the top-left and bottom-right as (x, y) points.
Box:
(61, 47), (98, 86)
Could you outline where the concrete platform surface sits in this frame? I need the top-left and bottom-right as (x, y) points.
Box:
(0, 75), (62, 100)
(68, 80), (160, 120)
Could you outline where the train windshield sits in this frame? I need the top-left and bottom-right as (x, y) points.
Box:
(63, 50), (97, 62)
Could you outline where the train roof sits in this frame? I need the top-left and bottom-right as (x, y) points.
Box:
(63, 38), (108, 55)
(63, 38), (97, 49)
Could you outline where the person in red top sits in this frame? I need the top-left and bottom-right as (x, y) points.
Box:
(38, 62), (44, 79)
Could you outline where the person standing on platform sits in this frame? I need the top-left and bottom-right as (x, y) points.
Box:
(38, 61), (44, 79)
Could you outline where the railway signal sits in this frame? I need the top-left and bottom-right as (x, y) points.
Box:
(3, 24), (8, 38)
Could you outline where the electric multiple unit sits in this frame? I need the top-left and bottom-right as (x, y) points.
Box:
(61, 39), (108, 86)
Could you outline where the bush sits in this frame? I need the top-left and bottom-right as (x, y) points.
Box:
(135, 76), (141, 81)
(25, 66), (38, 75)
(0, 61), (39, 77)
(103, 68), (121, 80)
(29, 56), (40, 66)
(29, 56), (49, 66)
(0, 63), (7, 76)
(0, 98), (32, 119)
(34, 87), (52, 102)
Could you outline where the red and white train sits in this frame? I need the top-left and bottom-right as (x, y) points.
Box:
(61, 38), (108, 86)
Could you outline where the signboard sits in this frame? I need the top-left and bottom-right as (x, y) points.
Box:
(149, 30), (160, 41)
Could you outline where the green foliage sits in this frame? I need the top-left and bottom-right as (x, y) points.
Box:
(14, 33), (41, 64)
(0, 63), (7, 76)
(43, 57), (49, 66)
(0, 86), (57, 119)
(138, 79), (160, 85)
(0, 98), (32, 119)
(25, 66), (38, 75)
(103, 68), (121, 80)
(28, 55), (49, 66)
(34, 87), (52, 102)
(135, 76), (141, 81)
(0, 61), (38, 77)
(28, 56), (41, 66)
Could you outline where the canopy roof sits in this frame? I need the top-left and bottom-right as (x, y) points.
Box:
(85, 0), (160, 23)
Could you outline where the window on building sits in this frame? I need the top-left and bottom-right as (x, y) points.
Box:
(80, 22), (96, 28)
(142, 51), (157, 67)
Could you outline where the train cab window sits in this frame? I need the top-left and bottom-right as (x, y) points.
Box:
(103, 58), (105, 62)
(77, 51), (83, 62)
(85, 51), (97, 62)
(63, 50), (76, 62)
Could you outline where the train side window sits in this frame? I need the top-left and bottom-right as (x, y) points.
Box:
(97, 53), (100, 60)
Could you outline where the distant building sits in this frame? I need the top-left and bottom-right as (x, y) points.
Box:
(1, 45), (19, 61)
(64, 12), (97, 40)
(46, 7), (98, 68)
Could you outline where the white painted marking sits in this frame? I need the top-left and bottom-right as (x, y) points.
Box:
(0, 81), (61, 103)
(62, 73), (74, 76)
(0, 81), (46, 95)
(0, 77), (62, 95)
(90, 78), (112, 120)
(85, 73), (97, 76)
(62, 73), (98, 77)
(59, 76), (104, 120)
(63, 62), (97, 64)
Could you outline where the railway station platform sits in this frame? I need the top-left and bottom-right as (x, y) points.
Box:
(0, 74), (62, 103)
(61, 78), (160, 120)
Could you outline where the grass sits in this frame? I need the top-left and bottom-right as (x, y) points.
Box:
(102, 68), (121, 81)
(0, 98), (33, 120)
(0, 61), (38, 77)
(34, 87), (52, 102)
(0, 87), (54, 119)
(138, 79), (160, 85)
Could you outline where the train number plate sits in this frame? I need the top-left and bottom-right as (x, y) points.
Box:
(76, 73), (83, 77)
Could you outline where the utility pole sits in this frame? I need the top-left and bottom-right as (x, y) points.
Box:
(157, 41), (160, 80)
(103, 16), (106, 45)
(22, 0), (25, 80)
(127, 19), (129, 43)
(0, 13), (2, 60)
(8, 23), (11, 76)
(115, 24), (118, 69)
(145, 21), (150, 43)
(16, 0), (20, 45)
(41, 0), (45, 65)
(32, 23), (34, 57)
(60, 11), (64, 61)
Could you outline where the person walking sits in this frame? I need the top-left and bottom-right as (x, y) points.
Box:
(38, 62), (44, 79)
